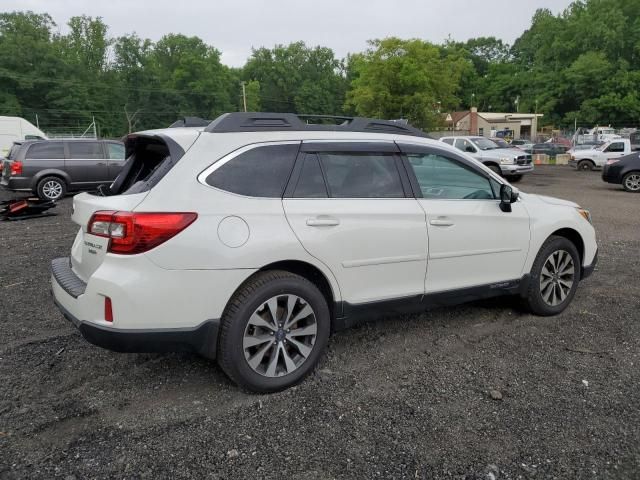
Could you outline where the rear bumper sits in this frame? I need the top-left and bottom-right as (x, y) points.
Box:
(51, 257), (220, 359)
(0, 177), (32, 191)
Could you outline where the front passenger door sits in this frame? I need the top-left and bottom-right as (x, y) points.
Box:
(399, 144), (530, 293)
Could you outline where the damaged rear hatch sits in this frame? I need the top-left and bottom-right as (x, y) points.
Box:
(69, 129), (200, 282)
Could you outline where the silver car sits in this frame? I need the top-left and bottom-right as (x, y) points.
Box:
(439, 136), (534, 182)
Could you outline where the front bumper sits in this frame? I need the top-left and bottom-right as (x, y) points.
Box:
(501, 164), (534, 175)
(581, 249), (598, 280)
(51, 257), (220, 359)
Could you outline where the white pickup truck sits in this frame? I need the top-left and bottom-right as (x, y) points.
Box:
(569, 139), (638, 171)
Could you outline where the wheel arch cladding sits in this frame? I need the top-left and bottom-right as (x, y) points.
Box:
(256, 260), (336, 326)
(33, 171), (70, 190)
(550, 228), (584, 265)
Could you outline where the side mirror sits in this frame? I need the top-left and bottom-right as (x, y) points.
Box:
(465, 146), (476, 153)
(499, 184), (518, 212)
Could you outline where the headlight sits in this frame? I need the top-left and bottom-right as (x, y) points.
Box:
(499, 157), (515, 165)
(576, 208), (592, 224)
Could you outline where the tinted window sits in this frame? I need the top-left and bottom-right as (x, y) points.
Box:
(26, 142), (64, 159)
(206, 144), (298, 197)
(606, 142), (624, 153)
(318, 152), (404, 198)
(454, 138), (476, 153)
(407, 153), (495, 200)
(68, 142), (104, 159)
(107, 143), (125, 160)
(441, 138), (454, 145)
(293, 154), (327, 198)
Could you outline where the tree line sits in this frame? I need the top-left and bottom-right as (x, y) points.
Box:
(1, 0), (639, 138)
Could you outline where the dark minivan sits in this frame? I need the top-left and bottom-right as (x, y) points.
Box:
(1, 139), (125, 200)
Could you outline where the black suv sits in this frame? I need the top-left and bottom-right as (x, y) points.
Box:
(1, 139), (125, 200)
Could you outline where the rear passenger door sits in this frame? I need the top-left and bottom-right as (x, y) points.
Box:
(65, 141), (110, 186)
(283, 142), (428, 306)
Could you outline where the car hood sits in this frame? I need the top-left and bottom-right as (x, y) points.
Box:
(520, 192), (579, 208)
(481, 147), (520, 158)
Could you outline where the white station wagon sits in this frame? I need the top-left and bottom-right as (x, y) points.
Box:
(51, 113), (598, 392)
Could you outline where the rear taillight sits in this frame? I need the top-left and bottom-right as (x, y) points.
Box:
(10, 161), (23, 176)
(88, 211), (197, 254)
(606, 159), (619, 165)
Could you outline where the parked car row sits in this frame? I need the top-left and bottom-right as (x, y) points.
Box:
(1, 139), (125, 200)
(439, 136), (533, 182)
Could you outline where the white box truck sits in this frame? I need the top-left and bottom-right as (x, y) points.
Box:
(0, 116), (47, 158)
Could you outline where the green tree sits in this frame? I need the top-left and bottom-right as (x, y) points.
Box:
(346, 38), (468, 130)
(243, 42), (346, 114)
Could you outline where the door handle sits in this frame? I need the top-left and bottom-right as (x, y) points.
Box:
(429, 219), (454, 227)
(306, 217), (340, 227)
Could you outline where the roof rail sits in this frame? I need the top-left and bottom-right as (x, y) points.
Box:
(204, 112), (429, 137)
(169, 117), (211, 128)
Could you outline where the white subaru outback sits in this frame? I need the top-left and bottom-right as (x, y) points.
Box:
(51, 113), (598, 392)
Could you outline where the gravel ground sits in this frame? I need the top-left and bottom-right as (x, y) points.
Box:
(1, 166), (639, 479)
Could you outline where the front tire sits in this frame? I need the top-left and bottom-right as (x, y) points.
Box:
(577, 160), (594, 171)
(508, 174), (523, 183)
(622, 172), (640, 192)
(523, 236), (580, 316)
(36, 176), (66, 201)
(487, 164), (502, 176)
(217, 270), (330, 393)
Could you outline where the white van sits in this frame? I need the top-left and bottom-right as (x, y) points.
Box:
(0, 116), (47, 158)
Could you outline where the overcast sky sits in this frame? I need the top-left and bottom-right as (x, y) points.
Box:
(6, 0), (573, 66)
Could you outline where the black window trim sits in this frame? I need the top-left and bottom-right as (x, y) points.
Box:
(397, 142), (503, 201)
(197, 140), (301, 199)
(25, 141), (66, 160)
(65, 140), (107, 160)
(284, 142), (413, 199)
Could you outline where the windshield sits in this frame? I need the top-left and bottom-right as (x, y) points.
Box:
(473, 138), (500, 150)
(492, 139), (510, 148)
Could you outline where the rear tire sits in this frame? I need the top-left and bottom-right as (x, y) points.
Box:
(217, 270), (330, 393)
(508, 174), (523, 183)
(36, 176), (66, 201)
(622, 172), (640, 192)
(577, 160), (594, 171)
(523, 236), (581, 316)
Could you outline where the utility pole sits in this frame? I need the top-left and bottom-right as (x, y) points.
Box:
(35, 114), (40, 129)
(241, 82), (247, 112)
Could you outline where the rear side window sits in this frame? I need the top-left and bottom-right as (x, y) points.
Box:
(68, 142), (104, 159)
(206, 144), (298, 197)
(317, 152), (404, 198)
(441, 138), (454, 145)
(7, 144), (21, 160)
(26, 142), (64, 159)
(293, 154), (327, 198)
(107, 143), (125, 160)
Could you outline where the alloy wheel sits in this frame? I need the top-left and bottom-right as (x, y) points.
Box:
(624, 173), (640, 192)
(539, 249), (575, 306)
(42, 180), (63, 200)
(243, 294), (317, 377)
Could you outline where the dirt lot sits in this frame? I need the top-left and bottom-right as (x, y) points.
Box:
(1, 166), (639, 479)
